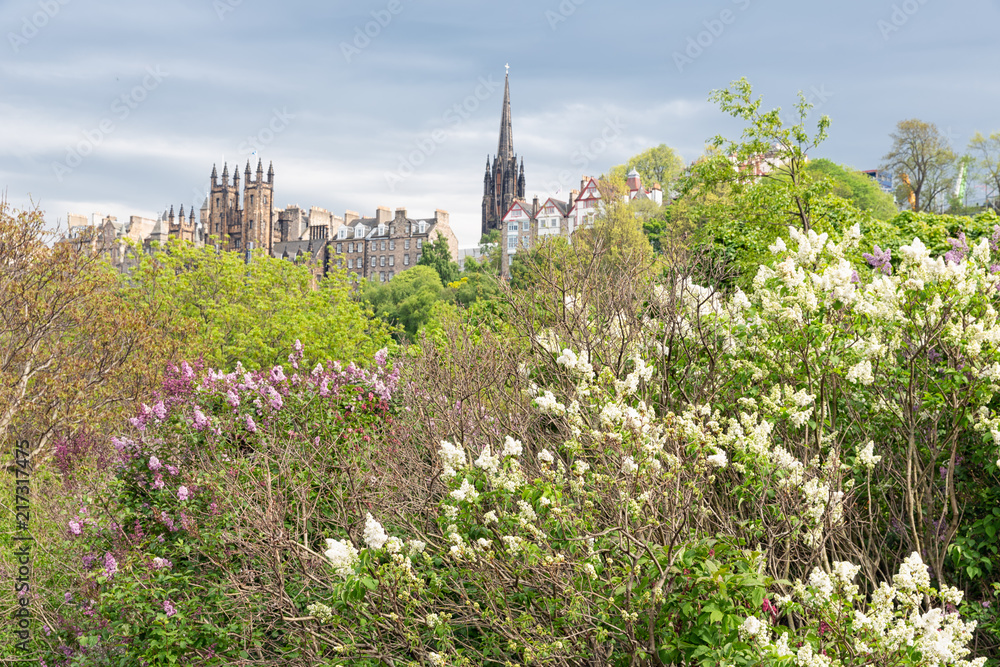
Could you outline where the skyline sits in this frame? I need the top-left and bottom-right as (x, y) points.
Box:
(2, 1), (1000, 246)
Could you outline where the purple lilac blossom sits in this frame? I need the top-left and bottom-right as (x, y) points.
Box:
(862, 245), (892, 275)
(102, 553), (118, 578)
(177, 486), (190, 501)
(945, 232), (969, 264)
(148, 456), (162, 471)
(245, 414), (258, 433)
(163, 599), (177, 617)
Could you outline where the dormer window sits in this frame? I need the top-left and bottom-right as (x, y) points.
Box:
(418, 221), (427, 234)
(338, 228), (346, 240)
(378, 224), (386, 236)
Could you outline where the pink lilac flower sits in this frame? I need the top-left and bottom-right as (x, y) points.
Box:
(68, 520), (82, 535)
(151, 557), (172, 570)
(245, 414), (257, 433)
(151, 475), (165, 490)
(270, 366), (286, 383)
(268, 387), (283, 411)
(64, 592), (72, 602)
(374, 347), (389, 368)
(165, 465), (179, 476)
(180, 361), (195, 381)
(192, 408), (208, 431)
(151, 401), (167, 420)
(177, 486), (190, 501)
(226, 389), (240, 408)
(102, 553), (118, 578)
(162, 599), (177, 617)
(148, 456), (162, 471)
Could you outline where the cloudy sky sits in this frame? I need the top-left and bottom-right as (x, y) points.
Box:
(2, 0), (999, 246)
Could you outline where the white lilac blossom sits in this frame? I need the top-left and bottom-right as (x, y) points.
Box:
(500, 436), (523, 459)
(857, 441), (882, 470)
(437, 440), (467, 479)
(706, 448), (728, 468)
(324, 538), (359, 577)
(363, 513), (388, 549)
(450, 478), (479, 503)
(474, 445), (499, 473)
(537, 449), (554, 465)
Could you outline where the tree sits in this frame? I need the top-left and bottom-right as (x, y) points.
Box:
(417, 233), (460, 285)
(968, 131), (1000, 206)
(805, 158), (898, 219)
(705, 77), (831, 233)
(880, 119), (957, 213)
(359, 265), (443, 340)
(131, 239), (391, 371)
(1, 201), (168, 465)
(609, 143), (685, 192)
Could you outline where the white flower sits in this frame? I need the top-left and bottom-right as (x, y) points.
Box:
(537, 449), (554, 464)
(407, 539), (426, 555)
(450, 478), (480, 503)
(384, 537), (403, 554)
(807, 568), (834, 602)
(501, 436), (523, 459)
(483, 510), (498, 524)
(846, 359), (874, 385)
(857, 440), (882, 470)
(621, 455), (639, 475)
(437, 440), (467, 479)
(324, 538), (359, 577)
(474, 445), (499, 473)
(363, 513), (388, 550)
(706, 448), (728, 468)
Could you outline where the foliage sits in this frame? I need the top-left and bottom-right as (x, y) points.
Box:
(130, 238), (391, 372)
(0, 201), (168, 465)
(359, 265), (444, 340)
(418, 234), (461, 285)
(805, 158), (899, 220)
(881, 119), (958, 213)
(608, 143), (685, 192)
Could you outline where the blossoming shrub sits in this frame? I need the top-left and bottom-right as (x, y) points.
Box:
(33, 345), (403, 665)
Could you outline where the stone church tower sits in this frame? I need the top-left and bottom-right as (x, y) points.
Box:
(481, 71), (525, 239)
(206, 159), (275, 252)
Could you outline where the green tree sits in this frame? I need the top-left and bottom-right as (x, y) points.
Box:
(609, 143), (685, 192)
(805, 158), (898, 219)
(418, 234), (460, 284)
(881, 118), (957, 213)
(131, 239), (390, 371)
(968, 131), (1000, 206)
(360, 265), (443, 340)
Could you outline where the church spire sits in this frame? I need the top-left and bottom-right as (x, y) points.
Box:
(497, 68), (513, 161)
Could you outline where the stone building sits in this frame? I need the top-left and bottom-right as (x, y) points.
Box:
(205, 159), (275, 252)
(481, 71), (525, 239)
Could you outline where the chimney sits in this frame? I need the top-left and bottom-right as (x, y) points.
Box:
(345, 210), (360, 225)
(395, 207), (407, 220)
(434, 209), (449, 227)
(568, 189), (578, 208)
(532, 195), (540, 216)
(375, 206), (392, 224)
(580, 177), (587, 193)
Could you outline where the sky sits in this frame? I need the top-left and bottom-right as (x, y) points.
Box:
(2, 0), (999, 247)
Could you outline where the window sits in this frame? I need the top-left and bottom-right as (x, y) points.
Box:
(264, 196), (267, 205)
(390, 225), (395, 236)
(215, 197), (220, 207)
(416, 239), (422, 249)
(380, 272), (385, 282)
(380, 256), (385, 267)
(371, 257), (377, 267)
(508, 236), (516, 249)
(389, 240), (395, 250)
(404, 254), (409, 266)
(388, 256), (394, 266)
(509, 221), (518, 232)
(338, 228), (346, 239)
(336, 243), (342, 253)
(250, 195), (254, 206)
(348, 259), (353, 268)
(388, 272), (394, 280)
(370, 241), (376, 252)
(404, 239), (410, 250)
(418, 221), (427, 233)
(416, 253), (421, 263)
(249, 220), (254, 230)
(381, 241), (386, 251)
(235, 239), (241, 249)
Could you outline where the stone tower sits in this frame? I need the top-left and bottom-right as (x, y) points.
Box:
(481, 70), (525, 239)
(206, 160), (275, 252)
